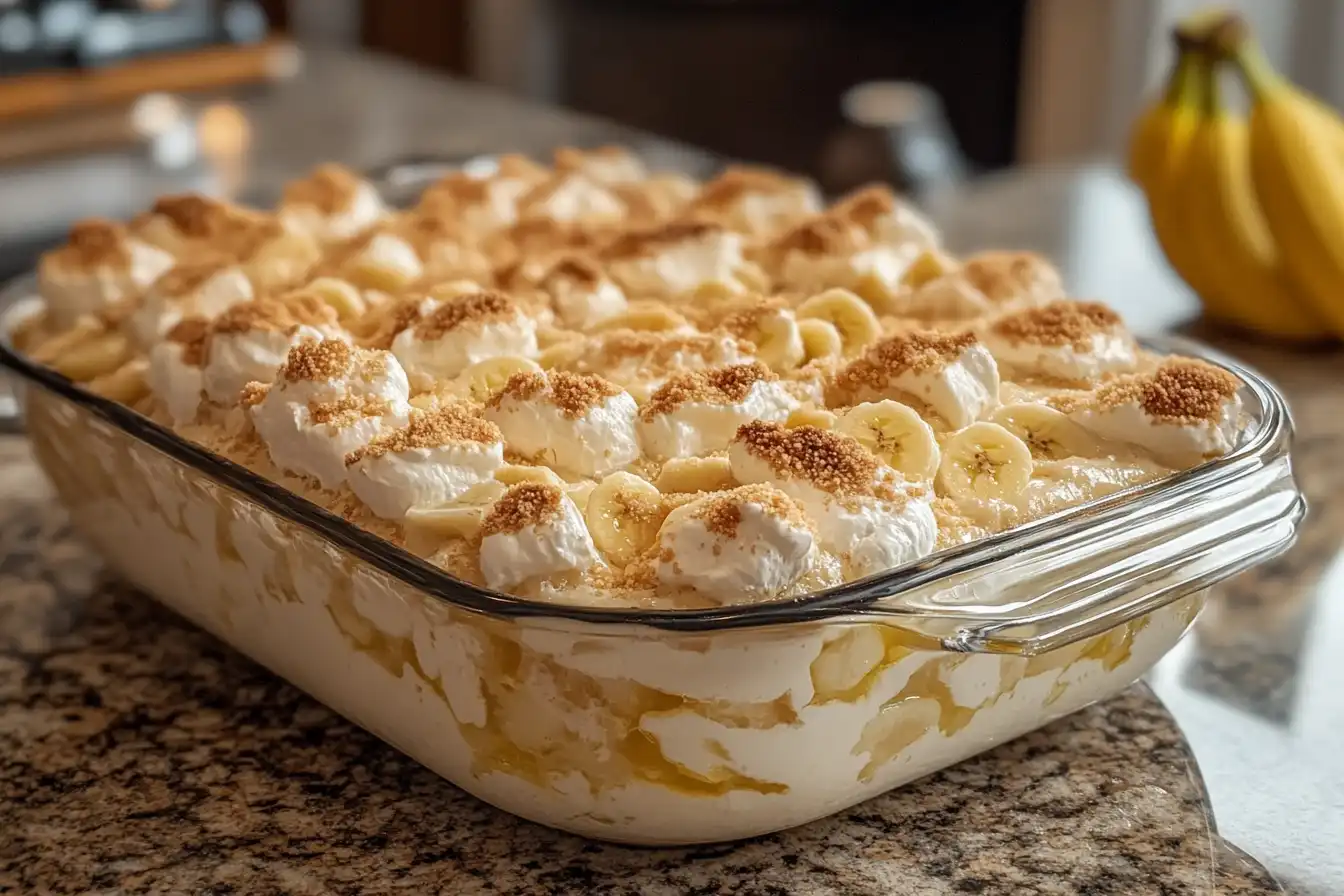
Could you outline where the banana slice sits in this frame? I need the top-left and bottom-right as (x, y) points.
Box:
(747, 310), (805, 370)
(87, 359), (150, 404)
(304, 276), (367, 320)
(939, 422), (1033, 501)
(655, 456), (736, 493)
(246, 231), (322, 291)
(797, 318), (845, 363)
(797, 289), (879, 357)
(900, 249), (959, 290)
(495, 465), (567, 489)
(838, 400), (940, 480)
(537, 339), (586, 370)
(990, 403), (1102, 460)
(585, 471), (666, 567)
(592, 301), (690, 333)
(785, 407), (839, 430)
(404, 480), (508, 539)
(565, 479), (598, 513)
(456, 356), (543, 403)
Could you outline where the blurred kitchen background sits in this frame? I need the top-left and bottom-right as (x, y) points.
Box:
(0, 0), (1342, 281)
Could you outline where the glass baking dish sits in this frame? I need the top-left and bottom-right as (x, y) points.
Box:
(0, 274), (1305, 845)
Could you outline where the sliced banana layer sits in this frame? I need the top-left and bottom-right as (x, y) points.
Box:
(585, 471), (666, 567)
(990, 403), (1101, 460)
(796, 288), (881, 357)
(404, 479), (510, 540)
(455, 355), (543, 404)
(838, 400), (940, 481)
(939, 421), (1033, 502)
(797, 318), (845, 363)
(655, 456), (736, 494)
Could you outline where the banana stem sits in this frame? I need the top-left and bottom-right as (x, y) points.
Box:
(1210, 14), (1283, 98)
(1198, 51), (1222, 116)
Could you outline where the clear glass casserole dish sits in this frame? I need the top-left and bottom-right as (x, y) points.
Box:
(0, 269), (1305, 845)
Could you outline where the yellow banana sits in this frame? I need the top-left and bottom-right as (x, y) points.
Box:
(1133, 46), (1241, 325)
(1171, 55), (1331, 341)
(1220, 21), (1344, 336)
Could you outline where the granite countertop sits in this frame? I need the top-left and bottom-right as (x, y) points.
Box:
(0, 48), (1338, 896)
(0, 438), (1284, 894)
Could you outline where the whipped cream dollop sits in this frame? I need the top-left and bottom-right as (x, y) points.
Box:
(38, 220), (176, 327)
(538, 256), (629, 329)
(686, 166), (822, 237)
(249, 339), (413, 488)
(345, 403), (505, 520)
(1063, 360), (1243, 467)
(835, 330), (1000, 429)
(728, 421), (937, 577)
(391, 291), (538, 385)
(583, 331), (755, 401)
(554, 146), (648, 184)
(147, 319), (209, 424)
(983, 300), (1138, 382)
(519, 173), (627, 225)
(833, 185), (941, 250)
(280, 164), (387, 243)
(603, 222), (749, 298)
(901, 251), (1066, 321)
(638, 362), (799, 459)
(654, 484), (815, 603)
(201, 296), (342, 404)
(478, 483), (600, 591)
(130, 256), (253, 346)
(129, 194), (270, 257)
(484, 370), (640, 477)
(417, 157), (547, 235)
(780, 242), (922, 300)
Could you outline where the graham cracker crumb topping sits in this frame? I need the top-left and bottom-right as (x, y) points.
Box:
(991, 300), (1122, 349)
(1094, 359), (1240, 425)
(211, 292), (337, 336)
(833, 185), (896, 231)
(734, 420), (879, 496)
(151, 253), (235, 298)
(691, 166), (800, 208)
(641, 362), (774, 420)
(347, 403), (501, 464)
(962, 251), (1057, 303)
(541, 254), (604, 287)
(239, 381), (270, 408)
(280, 339), (352, 382)
(692, 484), (808, 538)
(165, 317), (212, 367)
(489, 371), (622, 419)
(772, 215), (863, 256)
(413, 291), (517, 340)
(58, 219), (131, 267)
(481, 482), (564, 538)
(283, 164), (364, 214)
(307, 394), (391, 429)
(835, 330), (977, 393)
(602, 221), (721, 259)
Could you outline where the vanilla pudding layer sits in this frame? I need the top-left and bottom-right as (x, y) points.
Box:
(27, 389), (1199, 845)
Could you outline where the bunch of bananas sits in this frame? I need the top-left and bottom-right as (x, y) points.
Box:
(1128, 11), (1344, 343)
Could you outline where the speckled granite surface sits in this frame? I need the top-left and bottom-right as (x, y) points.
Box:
(0, 437), (1283, 895)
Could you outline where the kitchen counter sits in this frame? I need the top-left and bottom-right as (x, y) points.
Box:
(0, 46), (1339, 896)
(0, 439), (1284, 894)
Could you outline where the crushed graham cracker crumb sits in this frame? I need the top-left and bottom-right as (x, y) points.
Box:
(641, 362), (774, 420)
(990, 300), (1122, 349)
(281, 339), (352, 382)
(347, 403), (501, 464)
(602, 220), (720, 260)
(834, 330), (978, 394)
(488, 370), (622, 419)
(137, 194), (265, 243)
(212, 292), (337, 336)
(770, 215), (865, 257)
(690, 166), (801, 209)
(832, 185), (896, 231)
(733, 420), (879, 496)
(240, 381), (271, 408)
(555, 145), (635, 171)
(1093, 359), (1241, 425)
(307, 394), (391, 429)
(541, 254), (604, 287)
(55, 219), (131, 268)
(962, 251), (1060, 303)
(165, 317), (212, 367)
(584, 331), (752, 381)
(714, 296), (790, 339)
(151, 254), (236, 298)
(691, 484), (808, 538)
(283, 164), (363, 214)
(412, 291), (517, 340)
(481, 482), (564, 538)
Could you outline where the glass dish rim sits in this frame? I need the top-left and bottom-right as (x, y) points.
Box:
(0, 273), (1295, 634)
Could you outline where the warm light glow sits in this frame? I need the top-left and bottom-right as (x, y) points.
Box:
(196, 102), (251, 160)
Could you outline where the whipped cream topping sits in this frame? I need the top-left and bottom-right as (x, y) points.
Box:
(200, 297), (342, 404)
(130, 259), (253, 346)
(484, 370), (640, 477)
(902, 251), (1065, 321)
(38, 220), (176, 327)
(280, 164), (387, 243)
(345, 403), (505, 520)
(250, 339), (413, 489)
(687, 167), (822, 236)
(391, 291), (538, 385)
(603, 222), (748, 298)
(779, 242), (921, 298)
(833, 185), (941, 250)
(554, 146), (648, 184)
(583, 331), (754, 400)
(638, 363), (798, 459)
(1062, 360), (1243, 467)
(478, 483), (600, 591)
(836, 331), (1000, 429)
(147, 320), (209, 424)
(539, 256), (629, 329)
(130, 194), (270, 257)
(519, 173), (626, 224)
(727, 421), (937, 577)
(342, 230), (425, 284)
(418, 168), (540, 235)
(654, 485), (815, 603)
(983, 301), (1137, 382)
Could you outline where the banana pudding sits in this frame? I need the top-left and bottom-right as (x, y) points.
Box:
(8, 147), (1274, 844)
(17, 152), (1249, 610)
